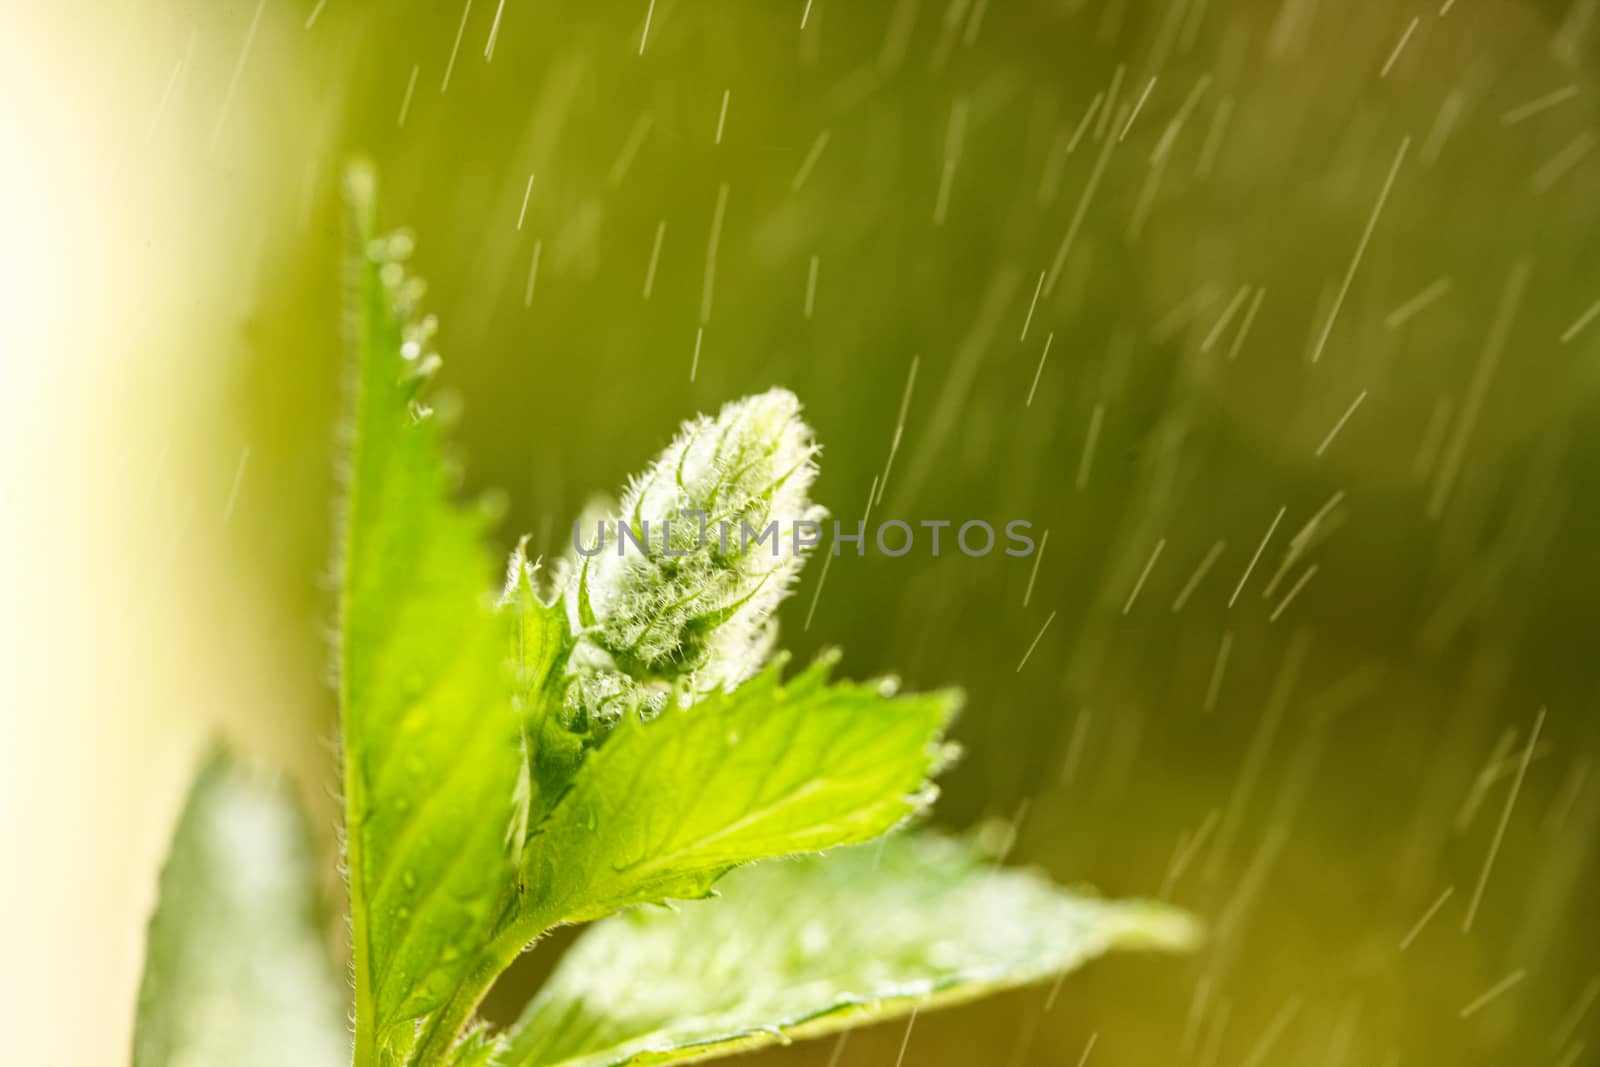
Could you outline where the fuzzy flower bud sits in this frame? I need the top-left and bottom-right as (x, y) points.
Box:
(561, 388), (826, 720)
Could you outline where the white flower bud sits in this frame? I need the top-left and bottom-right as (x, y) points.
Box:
(561, 388), (826, 718)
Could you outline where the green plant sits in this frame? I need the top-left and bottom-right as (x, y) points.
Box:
(131, 165), (1197, 1067)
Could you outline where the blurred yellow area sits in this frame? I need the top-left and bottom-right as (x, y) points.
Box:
(4, 1), (1599, 1065)
(1, 6), (330, 1062)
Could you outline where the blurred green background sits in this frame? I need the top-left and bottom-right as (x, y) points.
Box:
(5, 1), (1600, 1064)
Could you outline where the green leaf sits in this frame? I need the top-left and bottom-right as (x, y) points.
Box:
(439, 1025), (505, 1067)
(131, 753), (348, 1067)
(470, 655), (957, 978)
(504, 548), (583, 836)
(501, 831), (1199, 1067)
(338, 164), (558, 1066)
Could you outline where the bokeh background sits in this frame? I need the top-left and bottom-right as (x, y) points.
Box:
(4, 1), (1599, 1064)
